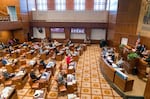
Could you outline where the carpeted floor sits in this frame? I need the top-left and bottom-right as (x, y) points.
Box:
(0, 44), (123, 99)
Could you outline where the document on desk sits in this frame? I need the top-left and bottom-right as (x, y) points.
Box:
(46, 62), (55, 68)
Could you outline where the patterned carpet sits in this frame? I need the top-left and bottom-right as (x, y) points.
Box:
(0, 44), (123, 99)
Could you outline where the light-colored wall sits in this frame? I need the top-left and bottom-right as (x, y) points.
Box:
(91, 29), (106, 40)
(51, 33), (65, 39)
(32, 10), (108, 22)
(33, 27), (46, 39)
(71, 33), (86, 39)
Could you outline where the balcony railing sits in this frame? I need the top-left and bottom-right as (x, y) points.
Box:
(0, 15), (10, 21)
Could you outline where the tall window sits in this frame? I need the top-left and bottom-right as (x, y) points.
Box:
(94, 0), (106, 11)
(74, 0), (85, 11)
(37, 0), (47, 11)
(55, 0), (66, 11)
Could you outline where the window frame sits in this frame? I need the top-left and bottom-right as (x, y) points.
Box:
(37, 0), (48, 11)
(71, 28), (85, 34)
(55, 0), (66, 11)
(94, 0), (106, 11)
(74, 0), (85, 11)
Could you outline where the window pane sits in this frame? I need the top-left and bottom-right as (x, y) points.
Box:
(55, 0), (66, 11)
(94, 0), (106, 11)
(71, 28), (85, 33)
(74, 0), (85, 11)
(51, 28), (64, 33)
(37, 0), (47, 11)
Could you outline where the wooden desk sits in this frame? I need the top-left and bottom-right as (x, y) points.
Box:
(38, 72), (52, 91)
(77, 48), (83, 56)
(67, 74), (77, 93)
(40, 50), (50, 60)
(56, 43), (63, 50)
(33, 89), (47, 99)
(12, 71), (28, 89)
(100, 56), (134, 92)
(46, 61), (56, 76)
(56, 51), (64, 61)
(11, 51), (19, 58)
(0, 86), (18, 99)
(137, 59), (147, 79)
(69, 44), (74, 51)
(100, 58), (116, 82)
(68, 62), (76, 74)
(5, 63), (15, 73)
(72, 55), (79, 62)
(114, 71), (134, 92)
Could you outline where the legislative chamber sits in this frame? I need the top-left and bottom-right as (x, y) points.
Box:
(1, 0), (150, 99)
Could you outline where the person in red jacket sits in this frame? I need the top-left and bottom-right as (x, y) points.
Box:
(66, 54), (72, 67)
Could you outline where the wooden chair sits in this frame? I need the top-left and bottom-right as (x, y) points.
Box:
(5, 64), (14, 73)
(0, 76), (13, 87)
(55, 77), (67, 96)
(28, 77), (40, 93)
(58, 84), (67, 96)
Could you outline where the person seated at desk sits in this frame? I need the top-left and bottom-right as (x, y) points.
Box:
(22, 42), (28, 47)
(13, 38), (19, 44)
(59, 62), (68, 75)
(73, 49), (79, 56)
(66, 54), (72, 67)
(8, 46), (14, 54)
(136, 44), (146, 57)
(54, 47), (59, 55)
(49, 41), (54, 47)
(57, 71), (67, 86)
(65, 39), (72, 47)
(0, 42), (5, 49)
(2, 70), (15, 80)
(145, 55), (150, 65)
(116, 58), (124, 68)
(1, 57), (8, 65)
(39, 46), (44, 54)
(84, 37), (91, 44)
(30, 69), (41, 82)
(53, 40), (59, 46)
(2, 71), (10, 79)
(39, 60), (47, 69)
(66, 47), (72, 55)
(8, 39), (14, 46)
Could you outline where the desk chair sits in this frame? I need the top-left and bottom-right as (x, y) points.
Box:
(5, 64), (14, 73)
(55, 78), (67, 96)
(0, 76), (13, 87)
(28, 77), (40, 93)
(58, 84), (67, 96)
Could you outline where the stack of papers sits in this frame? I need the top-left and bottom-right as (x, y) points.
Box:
(68, 94), (77, 99)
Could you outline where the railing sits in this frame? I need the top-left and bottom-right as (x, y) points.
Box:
(0, 10), (10, 21)
(0, 15), (10, 21)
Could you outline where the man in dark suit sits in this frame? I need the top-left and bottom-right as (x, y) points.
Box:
(30, 70), (41, 82)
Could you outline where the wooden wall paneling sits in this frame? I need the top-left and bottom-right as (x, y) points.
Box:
(144, 74), (150, 99)
(85, 28), (91, 39)
(0, 22), (23, 31)
(13, 29), (26, 43)
(0, 31), (13, 44)
(30, 22), (108, 29)
(45, 27), (50, 40)
(64, 27), (70, 40)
